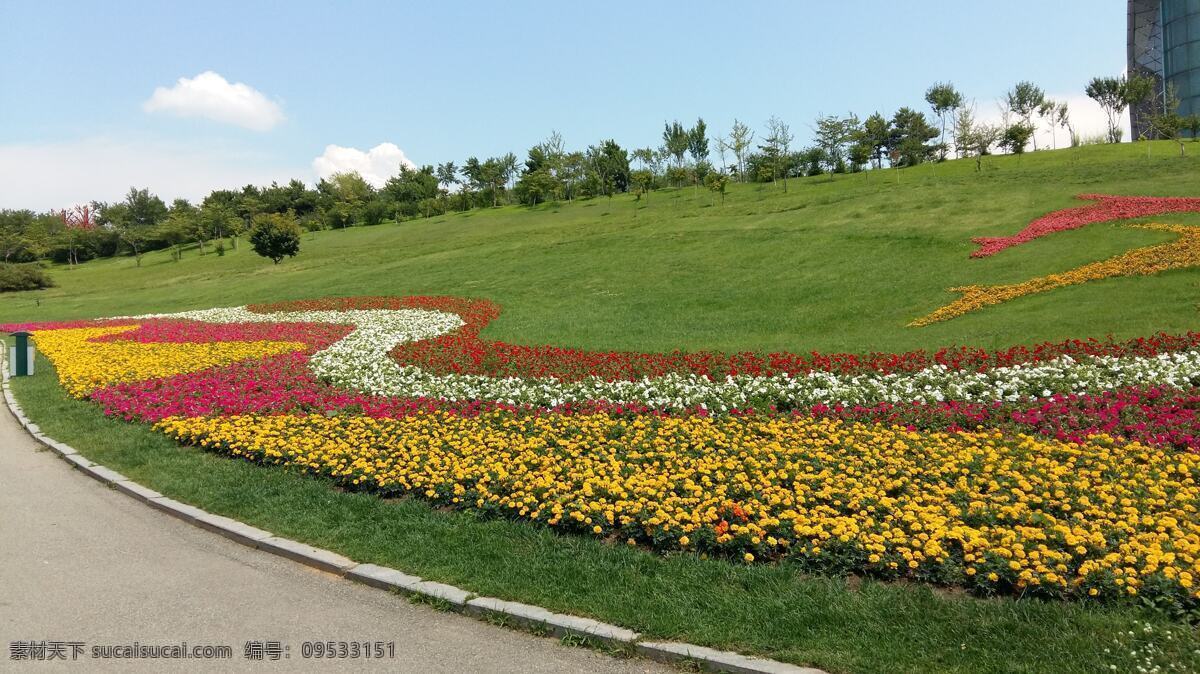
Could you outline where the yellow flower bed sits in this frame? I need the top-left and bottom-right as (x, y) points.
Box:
(156, 411), (1200, 603)
(913, 223), (1200, 326)
(33, 326), (306, 398)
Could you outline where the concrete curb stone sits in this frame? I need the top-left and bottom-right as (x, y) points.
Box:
(256, 536), (356, 575)
(194, 512), (274, 547)
(146, 496), (209, 524)
(80, 464), (129, 485)
(635, 641), (827, 674)
(112, 480), (163, 504)
(63, 453), (95, 470)
(407, 580), (472, 608)
(465, 597), (640, 646)
(345, 563), (424, 592)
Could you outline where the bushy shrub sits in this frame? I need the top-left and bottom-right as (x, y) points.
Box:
(361, 199), (390, 226)
(0, 263), (55, 292)
(249, 212), (301, 264)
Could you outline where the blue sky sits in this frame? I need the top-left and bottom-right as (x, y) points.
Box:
(1, 1), (1126, 209)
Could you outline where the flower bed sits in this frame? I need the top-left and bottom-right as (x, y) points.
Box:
(970, 194), (1200, 258)
(31, 326), (307, 398)
(8, 295), (1200, 611)
(916, 223), (1200, 326)
(155, 411), (1200, 605)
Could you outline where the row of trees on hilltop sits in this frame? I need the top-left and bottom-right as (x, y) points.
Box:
(2, 73), (1196, 269)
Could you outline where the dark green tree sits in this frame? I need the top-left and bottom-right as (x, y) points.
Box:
(249, 212), (301, 264)
(107, 187), (167, 266)
(584, 140), (630, 197)
(888, 108), (938, 167)
(859, 113), (892, 168)
(1002, 122), (1036, 155)
(383, 165), (440, 218)
(436, 162), (458, 194)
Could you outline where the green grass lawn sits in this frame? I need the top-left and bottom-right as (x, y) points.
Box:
(11, 352), (1200, 674)
(2, 141), (1199, 354)
(6, 142), (1200, 673)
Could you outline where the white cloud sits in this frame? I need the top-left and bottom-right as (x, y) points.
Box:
(972, 93), (1126, 149)
(143, 71), (285, 131)
(311, 142), (415, 187)
(0, 137), (302, 211)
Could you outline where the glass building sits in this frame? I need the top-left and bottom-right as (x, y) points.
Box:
(1128, 0), (1200, 138)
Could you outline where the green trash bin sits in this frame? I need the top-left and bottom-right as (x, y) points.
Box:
(9, 331), (34, 377)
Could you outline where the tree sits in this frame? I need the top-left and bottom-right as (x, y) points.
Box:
(1124, 74), (1156, 139)
(199, 198), (240, 248)
(726, 119), (754, 182)
(924, 82), (964, 159)
(814, 114), (859, 178)
(501, 152), (520, 190)
(0, 210), (33, 262)
(687, 118), (709, 164)
(953, 106), (976, 159)
(108, 187), (167, 266)
(631, 170), (655, 202)
(848, 141), (871, 174)
(1187, 114), (1200, 142)
(158, 214), (190, 261)
(889, 108), (938, 167)
(1086, 76), (1128, 143)
(1037, 99), (1060, 149)
(760, 116), (793, 191)
(560, 151), (585, 201)
(318, 171), (373, 228)
(661, 121), (689, 171)
(1002, 122), (1036, 156)
(961, 123), (1002, 172)
(231, 186), (262, 240)
(1149, 85), (1189, 156)
(859, 112), (892, 168)
(481, 157), (507, 207)
(1054, 101), (1075, 148)
(1004, 81), (1045, 150)
(631, 147), (659, 192)
(249, 212), (301, 264)
(704, 172), (728, 205)
(686, 118), (709, 191)
(436, 162), (458, 194)
(383, 165), (440, 218)
(514, 168), (558, 206)
(584, 139), (630, 197)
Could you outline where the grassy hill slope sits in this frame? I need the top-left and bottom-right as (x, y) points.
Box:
(3, 141), (1199, 354)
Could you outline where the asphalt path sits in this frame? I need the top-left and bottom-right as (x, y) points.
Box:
(0, 404), (668, 673)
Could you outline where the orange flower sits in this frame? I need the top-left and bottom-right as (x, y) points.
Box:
(913, 224), (1200, 326)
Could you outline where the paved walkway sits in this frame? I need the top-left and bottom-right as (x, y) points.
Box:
(0, 406), (667, 673)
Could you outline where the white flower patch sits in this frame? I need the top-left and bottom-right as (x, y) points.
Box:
(347, 350), (1200, 412)
(123, 305), (464, 390)
(118, 305), (1200, 412)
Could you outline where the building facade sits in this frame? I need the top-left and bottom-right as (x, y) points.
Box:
(1128, 0), (1200, 138)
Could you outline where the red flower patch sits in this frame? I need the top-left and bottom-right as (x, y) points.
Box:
(970, 194), (1200, 258)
